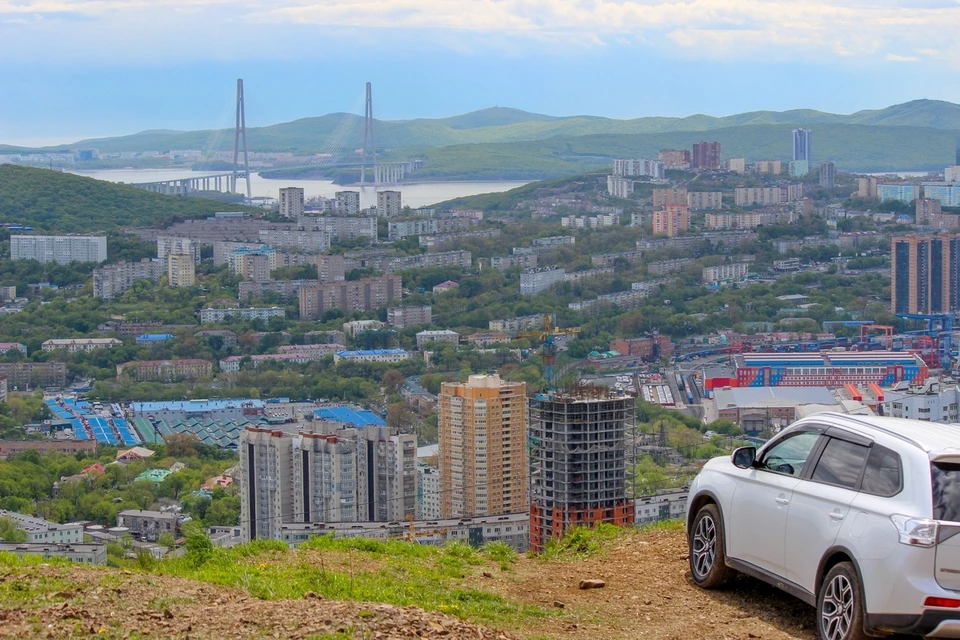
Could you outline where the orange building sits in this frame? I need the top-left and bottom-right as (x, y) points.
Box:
(438, 374), (527, 519)
(652, 204), (690, 238)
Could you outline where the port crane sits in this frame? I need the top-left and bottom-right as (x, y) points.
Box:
(517, 314), (581, 387)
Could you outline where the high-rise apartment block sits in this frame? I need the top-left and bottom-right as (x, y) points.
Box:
(922, 183), (960, 208)
(878, 184), (918, 204)
(686, 191), (723, 210)
(946, 166), (960, 183)
(335, 191), (361, 215)
(315, 254), (346, 283)
(528, 387), (635, 552)
(239, 422), (416, 542)
(278, 187), (305, 218)
(819, 161), (836, 189)
(298, 275), (401, 320)
(377, 191), (403, 218)
(734, 185), (804, 206)
(298, 215), (378, 241)
(754, 160), (783, 175)
(691, 142), (721, 170)
(606, 176), (634, 199)
(167, 254), (195, 288)
(11, 235), (106, 265)
(233, 251), (273, 282)
(789, 160), (810, 178)
(917, 198), (943, 224)
(857, 176), (880, 199)
(793, 129), (811, 161)
(258, 229), (330, 253)
(652, 187), (687, 208)
(157, 236), (200, 264)
(612, 158), (663, 179)
(658, 149), (691, 169)
(652, 205), (690, 238)
(891, 235), (960, 314)
(93, 259), (166, 299)
(439, 374), (527, 519)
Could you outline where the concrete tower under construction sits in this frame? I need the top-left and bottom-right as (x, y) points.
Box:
(528, 387), (635, 553)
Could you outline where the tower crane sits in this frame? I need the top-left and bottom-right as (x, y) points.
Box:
(516, 314), (581, 387)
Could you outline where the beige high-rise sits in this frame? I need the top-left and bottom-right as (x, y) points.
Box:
(439, 374), (527, 518)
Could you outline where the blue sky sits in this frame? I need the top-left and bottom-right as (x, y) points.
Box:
(1, 0), (959, 146)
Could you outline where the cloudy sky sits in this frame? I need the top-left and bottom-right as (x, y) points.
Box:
(1, 0), (958, 145)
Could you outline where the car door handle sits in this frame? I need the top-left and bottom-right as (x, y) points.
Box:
(775, 496), (790, 505)
(829, 510), (845, 521)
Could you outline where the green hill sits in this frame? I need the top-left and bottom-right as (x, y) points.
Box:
(0, 165), (260, 232)
(29, 99), (960, 156)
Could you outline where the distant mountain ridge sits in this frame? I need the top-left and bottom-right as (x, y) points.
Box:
(15, 99), (960, 155)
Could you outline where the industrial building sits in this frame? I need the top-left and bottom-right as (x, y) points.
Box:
(528, 387), (635, 553)
(439, 374), (528, 519)
(733, 351), (928, 388)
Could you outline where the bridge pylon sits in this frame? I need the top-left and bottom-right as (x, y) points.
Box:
(232, 78), (252, 199)
(361, 82), (377, 186)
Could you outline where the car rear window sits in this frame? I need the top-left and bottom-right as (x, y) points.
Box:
(811, 437), (870, 489)
(932, 462), (960, 522)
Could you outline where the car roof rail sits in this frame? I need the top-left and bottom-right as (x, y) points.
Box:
(805, 412), (924, 451)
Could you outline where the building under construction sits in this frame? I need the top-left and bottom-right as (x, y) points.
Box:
(528, 386), (635, 552)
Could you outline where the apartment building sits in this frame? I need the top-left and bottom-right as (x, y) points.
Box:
(388, 217), (472, 240)
(387, 305), (432, 328)
(0, 362), (66, 389)
(415, 330), (459, 349)
(93, 259), (166, 299)
(702, 262), (751, 284)
(439, 374), (527, 519)
(0, 510), (83, 544)
(878, 184), (918, 203)
(652, 187), (687, 208)
(198, 307), (285, 324)
(692, 142), (721, 170)
(606, 176), (634, 198)
(298, 275), (402, 320)
(117, 359), (212, 382)
(687, 191), (723, 210)
(612, 158), (663, 179)
(917, 198), (943, 225)
(156, 236), (200, 264)
(167, 254), (195, 288)
(42, 338), (121, 353)
(734, 184), (804, 206)
(342, 250), (471, 274)
(857, 176), (880, 199)
(519, 267), (566, 295)
(239, 422), (417, 541)
(233, 251), (273, 282)
(923, 183), (960, 208)
(488, 313), (553, 333)
(333, 349), (411, 364)
(610, 335), (673, 361)
(725, 158), (746, 173)
(278, 187), (305, 218)
(652, 205), (690, 238)
(11, 235), (106, 264)
(316, 254), (346, 283)
(531, 236), (575, 247)
(891, 234), (960, 314)
(705, 211), (793, 230)
(755, 160), (783, 174)
(258, 229), (330, 253)
(335, 191), (361, 215)
(116, 510), (180, 542)
(239, 279), (316, 300)
(490, 253), (538, 271)
(658, 149), (690, 169)
(377, 190), (403, 218)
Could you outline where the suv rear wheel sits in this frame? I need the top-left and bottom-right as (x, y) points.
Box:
(688, 503), (735, 588)
(817, 562), (866, 640)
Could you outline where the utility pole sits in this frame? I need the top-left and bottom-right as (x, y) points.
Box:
(232, 78), (252, 199)
(361, 82), (377, 186)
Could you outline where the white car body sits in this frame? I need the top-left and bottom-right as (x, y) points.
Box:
(686, 412), (960, 638)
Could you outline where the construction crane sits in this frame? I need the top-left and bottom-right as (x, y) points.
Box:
(517, 314), (581, 387)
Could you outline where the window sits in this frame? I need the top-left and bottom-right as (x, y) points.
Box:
(811, 438), (870, 489)
(932, 462), (960, 522)
(860, 445), (902, 497)
(760, 430), (822, 477)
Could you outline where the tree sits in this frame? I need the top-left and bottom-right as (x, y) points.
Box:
(386, 402), (417, 434)
(0, 516), (26, 543)
(382, 369), (406, 396)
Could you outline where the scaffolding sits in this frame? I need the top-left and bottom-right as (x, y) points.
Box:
(528, 385), (636, 552)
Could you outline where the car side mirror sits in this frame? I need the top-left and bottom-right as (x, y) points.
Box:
(732, 446), (757, 469)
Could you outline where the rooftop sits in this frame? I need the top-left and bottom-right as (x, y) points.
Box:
(713, 387), (836, 408)
(131, 399), (265, 413)
(314, 406), (386, 427)
(335, 349), (408, 357)
(0, 510), (80, 533)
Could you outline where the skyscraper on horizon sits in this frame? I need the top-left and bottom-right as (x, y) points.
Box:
(793, 129), (811, 162)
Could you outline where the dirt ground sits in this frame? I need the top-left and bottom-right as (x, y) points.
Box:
(0, 528), (836, 639)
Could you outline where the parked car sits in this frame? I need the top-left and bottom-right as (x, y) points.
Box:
(686, 413), (960, 639)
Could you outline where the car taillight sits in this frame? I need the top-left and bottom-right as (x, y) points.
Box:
(890, 515), (939, 547)
(925, 597), (960, 608)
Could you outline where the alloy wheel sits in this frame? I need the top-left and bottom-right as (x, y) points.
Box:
(692, 514), (717, 578)
(821, 574), (855, 640)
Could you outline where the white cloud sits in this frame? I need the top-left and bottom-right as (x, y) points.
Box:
(0, 0), (957, 66)
(886, 53), (920, 62)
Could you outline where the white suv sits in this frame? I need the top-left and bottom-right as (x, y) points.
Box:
(685, 412), (960, 639)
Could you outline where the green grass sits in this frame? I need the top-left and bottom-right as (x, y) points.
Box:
(147, 536), (554, 627)
(538, 523), (624, 561)
(0, 552), (81, 609)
